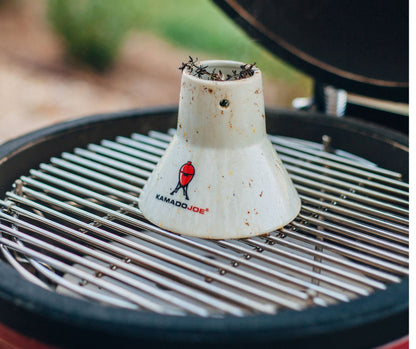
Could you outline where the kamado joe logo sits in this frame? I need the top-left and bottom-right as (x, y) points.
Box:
(155, 161), (209, 215)
(170, 161), (195, 200)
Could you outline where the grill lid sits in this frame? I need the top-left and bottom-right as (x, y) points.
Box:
(212, 0), (409, 102)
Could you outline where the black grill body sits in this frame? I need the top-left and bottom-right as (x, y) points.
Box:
(0, 107), (408, 348)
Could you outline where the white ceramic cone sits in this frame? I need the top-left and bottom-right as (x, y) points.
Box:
(139, 60), (300, 239)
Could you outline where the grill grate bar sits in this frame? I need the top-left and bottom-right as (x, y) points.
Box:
(0, 129), (408, 317)
(9, 188), (312, 308)
(48, 157), (142, 194)
(35, 166), (139, 204)
(267, 135), (403, 179)
(5, 190), (301, 311)
(281, 226), (407, 275)
(133, 132), (175, 149)
(0, 243), (52, 290)
(280, 155), (408, 198)
(297, 213), (408, 254)
(116, 136), (167, 156)
(301, 206), (408, 244)
(1, 212), (252, 316)
(0, 222), (212, 316)
(72, 148), (150, 177)
(147, 130), (180, 143)
(28, 260), (139, 310)
(1, 198), (271, 315)
(18, 174), (408, 277)
(87, 144), (156, 171)
(100, 140), (161, 163)
(296, 185), (407, 225)
(290, 174), (408, 215)
(220, 239), (378, 294)
(242, 238), (386, 290)
(1, 241), (141, 310)
(285, 164), (407, 206)
(9, 184), (404, 294)
(131, 232), (363, 301)
(59, 153), (148, 185)
(299, 195), (408, 234)
(272, 143), (407, 188)
(0, 208), (245, 315)
(260, 234), (400, 283)
(290, 219), (407, 266)
(1, 238), (180, 314)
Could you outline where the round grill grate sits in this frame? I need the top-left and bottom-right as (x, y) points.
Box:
(0, 128), (408, 317)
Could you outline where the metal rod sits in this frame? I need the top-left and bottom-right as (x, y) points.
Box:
(283, 226), (408, 275)
(132, 133), (173, 149)
(34, 167), (139, 204)
(296, 185), (408, 225)
(298, 213), (408, 253)
(290, 174), (408, 216)
(100, 140), (160, 164)
(220, 239), (371, 296)
(299, 195), (408, 234)
(73, 148), (151, 177)
(116, 136), (166, 156)
(0, 238), (174, 314)
(87, 144), (156, 171)
(268, 135), (403, 179)
(273, 143), (407, 188)
(281, 155), (408, 198)
(262, 234), (399, 284)
(0, 244), (51, 290)
(19, 187), (303, 310)
(0, 202), (249, 315)
(10, 185), (312, 306)
(31, 262), (140, 310)
(301, 205), (408, 244)
(290, 220), (408, 265)
(46, 157), (142, 194)
(60, 152), (149, 184)
(0, 217), (220, 317)
(240, 238), (383, 291)
(5, 193), (285, 312)
(27, 171), (138, 214)
(286, 164), (407, 206)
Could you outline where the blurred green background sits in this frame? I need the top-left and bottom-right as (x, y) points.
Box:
(47, 0), (311, 91)
(0, 0), (313, 144)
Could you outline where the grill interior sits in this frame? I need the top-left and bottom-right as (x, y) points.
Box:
(0, 128), (409, 317)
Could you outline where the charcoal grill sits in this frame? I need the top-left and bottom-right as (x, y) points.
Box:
(0, 107), (408, 348)
(0, 1), (408, 348)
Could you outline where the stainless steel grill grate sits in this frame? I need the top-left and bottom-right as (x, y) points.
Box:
(0, 129), (408, 317)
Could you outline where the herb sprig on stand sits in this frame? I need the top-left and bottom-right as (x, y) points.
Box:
(179, 57), (256, 81)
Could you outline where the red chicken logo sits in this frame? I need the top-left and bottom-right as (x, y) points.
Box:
(170, 161), (195, 200)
